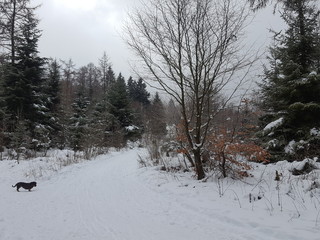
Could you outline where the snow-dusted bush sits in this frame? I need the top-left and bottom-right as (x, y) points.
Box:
(206, 127), (269, 179)
(139, 134), (191, 173)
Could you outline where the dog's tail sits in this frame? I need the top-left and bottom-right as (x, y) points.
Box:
(12, 184), (16, 188)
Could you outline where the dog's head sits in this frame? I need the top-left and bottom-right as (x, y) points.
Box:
(31, 182), (37, 187)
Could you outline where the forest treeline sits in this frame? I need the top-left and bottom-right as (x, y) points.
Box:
(0, 0), (171, 157)
(1, 0), (320, 180)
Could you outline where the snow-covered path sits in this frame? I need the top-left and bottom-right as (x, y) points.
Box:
(1, 149), (319, 240)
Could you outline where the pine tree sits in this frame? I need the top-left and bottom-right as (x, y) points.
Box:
(90, 99), (117, 148)
(258, 0), (320, 161)
(127, 77), (150, 134)
(44, 59), (63, 148)
(10, 118), (32, 159)
(107, 73), (133, 128)
(106, 66), (116, 91)
(128, 77), (150, 105)
(46, 59), (61, 113)
(69, 90), (90, 151)
(2, 8), (47, 145)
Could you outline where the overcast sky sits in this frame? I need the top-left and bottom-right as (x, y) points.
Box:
(34, 0), (138, 77)
(33, 0), (285, 80)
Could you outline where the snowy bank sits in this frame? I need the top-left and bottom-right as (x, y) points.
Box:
(0, 148), (319, 240)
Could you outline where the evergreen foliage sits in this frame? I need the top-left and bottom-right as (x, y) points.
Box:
(44, 59), (63, 148)
(9, 118), (31, 158)
(107, 73), (133, 128)
(258, 0), (320, 161)
(106, 66), (116, 90)
(69, 91), (90, 151)
(128, 77), (150, 106)
(0, 0), (38, 64)
(89, 100), (110, 147)
(0, 1), (163, 152)
(1, 8), (49, 145)
(127, 77), (150, 136)
(46, 59), (61, 112)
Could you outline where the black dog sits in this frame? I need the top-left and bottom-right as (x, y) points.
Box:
(12, 182), (37, 192)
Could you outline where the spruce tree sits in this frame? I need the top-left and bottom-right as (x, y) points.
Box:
(90, 100), (117, 148)
(2, 8), (48, 149)
(44, 59), (63, 148)
(128, 77), (150, 105)
(258, 0), (320, 161)
(69, 90), (90, 151)
(46, 59), (61, 113)
(107, 73), (133, 128)
(106, 66), (116, 91)
(127, 77), (150, 134)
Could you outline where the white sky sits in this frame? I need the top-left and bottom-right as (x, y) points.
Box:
(33, 0), (285, 80)
(34, 0), (138, 77)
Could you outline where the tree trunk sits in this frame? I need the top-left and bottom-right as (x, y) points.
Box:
(185, 151), (195, 167)
(193, 149), (205, 180)
(221, 152), (227, 178)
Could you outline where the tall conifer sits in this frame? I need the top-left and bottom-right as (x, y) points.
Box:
(107, 73), (132, 128)
(259, 0), (320, 160)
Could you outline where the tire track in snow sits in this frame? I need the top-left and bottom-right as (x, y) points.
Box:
(80, 150), (231, 240)
(74, 157), (121, 240)
(48, 149), (218, 240)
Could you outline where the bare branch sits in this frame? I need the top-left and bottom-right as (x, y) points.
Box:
(124, 0), (258, 179)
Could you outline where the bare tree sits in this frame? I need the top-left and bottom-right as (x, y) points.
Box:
(0, 0), (39, 64)
(248, 0), (271, 9)
(59, 59), (76, 146)
(99, 51), (110, 93)
(125, 0), (257, 179)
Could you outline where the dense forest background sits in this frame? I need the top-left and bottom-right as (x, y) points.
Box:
(0, 0), (172, 156)
(1, 0), (320, 180)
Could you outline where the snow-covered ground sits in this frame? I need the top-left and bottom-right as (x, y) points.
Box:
(1, 148), (319, 240)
